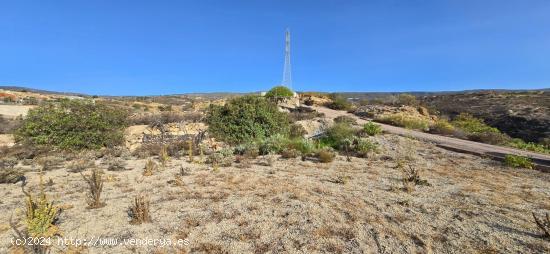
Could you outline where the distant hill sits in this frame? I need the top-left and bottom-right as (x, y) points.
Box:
(1, 85), (548, 98)
(0, 86), (90, 97)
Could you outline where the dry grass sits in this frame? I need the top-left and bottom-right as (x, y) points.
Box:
(81, 168), (105, 209)
(128, 194), (151, 225)
(0, 134), (549, 253)
(532, 212), (550, 239)
(317, 148), (336, 163)
(143, 158), (157, 176)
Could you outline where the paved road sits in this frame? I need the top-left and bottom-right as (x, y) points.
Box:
(311, 106), (550, 171)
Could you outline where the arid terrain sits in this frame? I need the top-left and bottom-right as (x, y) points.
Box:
(0, 87), (549, 253)
(1, 134), (549, 253)
(420, 90), (550, 144)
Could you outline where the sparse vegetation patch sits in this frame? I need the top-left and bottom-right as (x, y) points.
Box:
(504, 155), (534, 169)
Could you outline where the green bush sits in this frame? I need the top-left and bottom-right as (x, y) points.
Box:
(396, 93), (417, 106)
(507, 139), (550, 154)
(265, 86), (294, 101)
(468, 131), (510, 145)
(354, 138), (379, 157)
(450, 113), (510, 145)
(504, 155), (534, 169)
(258, 134), (289, 155)
(321, 122), (356, 149)
(206, 95), (290, 144)
(430, 119), (455, 135)
(286, 138), (316, 155)
(15, 99), (128, 150)
(363, 121), (382, 136)
(451, 113), (499, 134)
(326, 95), (352, 111)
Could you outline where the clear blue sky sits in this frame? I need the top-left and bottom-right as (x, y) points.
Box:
(1, 0), (549, 95)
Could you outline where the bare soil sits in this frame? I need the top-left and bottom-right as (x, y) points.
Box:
(1, 134), (549, 253)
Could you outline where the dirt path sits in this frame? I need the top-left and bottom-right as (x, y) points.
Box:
(310, 105), (550, 171)
(0, 105), (34, 118)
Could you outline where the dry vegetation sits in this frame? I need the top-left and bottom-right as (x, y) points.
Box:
(0, 134), (549, 253)
(0, 89), (549, 253)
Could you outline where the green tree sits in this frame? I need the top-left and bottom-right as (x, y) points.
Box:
(265, 86), (294, 102)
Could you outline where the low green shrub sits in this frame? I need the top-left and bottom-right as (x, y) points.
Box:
(507, 139), (550, 154)
(451, 113), (499, 134)
(363, 121), (382, 136)
(287, 138), (316, 155)
(326, 95), (352, 111)
(396, 93), (418, 106)
(376, 113), (429, 131)
(15, 99), (128, 150)
(430, 119), (455, 135)
(206, 95), (289, 144)
(321, 122), (357, 149)
(334, 115), (357, 125)
(207, 148), (234, 167)
(354, 138), (379, 157)
(504, 155), (534, 169)
(258, 134), (289, 155)
(234, 143), (260, 158)
(468, 131), (510, 145)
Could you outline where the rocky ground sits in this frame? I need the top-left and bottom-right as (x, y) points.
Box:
(1, 134), (549, 253)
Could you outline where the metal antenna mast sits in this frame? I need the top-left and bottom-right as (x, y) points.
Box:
(282, 28), (292, 89)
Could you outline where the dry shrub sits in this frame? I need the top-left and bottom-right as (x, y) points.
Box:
(0, 168), (24, 184)
(103, 156), (127, 171)
(288, 106), (324, 121)
(143, 158), (157, 176)
(532, 212), (550, 239)
(81, 169), (105, 209)
(35, 156), (64, 171)
(400, 164), (429, 192)
(67, 158), (95, 173)
(257, 155), (276, 166)
(289, 123), (307, 138)
(234, 155), (252, 168)
(0, 143), (50, 160)
(328, 175), (351, 185)
(317, 148), (336, 163)
(1, 157), (23, 184)
(281, 149), (300, 159)
(98, 146), (128, 158)
(134, 140), (188, 159)
(128, 194), (151, 224)
(159, 146), (170, 167)
(334, 115), (357, 125)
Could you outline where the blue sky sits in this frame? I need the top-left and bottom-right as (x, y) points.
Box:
(1, 0), (549, 95)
